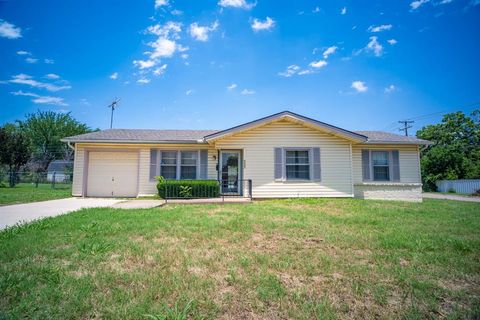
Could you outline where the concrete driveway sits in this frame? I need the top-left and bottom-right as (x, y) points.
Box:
(0, 198), (166, 230)
(423, 192), (480, 202)
(0, 198), (123, 230)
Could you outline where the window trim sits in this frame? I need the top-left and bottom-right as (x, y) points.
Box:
(150, 149), (201, 181)
(283, 148), (312, 181)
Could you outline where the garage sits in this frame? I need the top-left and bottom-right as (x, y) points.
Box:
(86, 151), (139, 197)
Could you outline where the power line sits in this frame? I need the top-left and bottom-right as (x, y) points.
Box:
(382, 102), (480, 132)
(398, 120), (414, 136)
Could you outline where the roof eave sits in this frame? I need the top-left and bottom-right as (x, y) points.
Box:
(362, 140), (433, 145)
(60, 139), (208, 144)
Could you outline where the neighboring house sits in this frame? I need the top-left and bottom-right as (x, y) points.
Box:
(47, 160), (73, 182)
(61, 111), (431, 201)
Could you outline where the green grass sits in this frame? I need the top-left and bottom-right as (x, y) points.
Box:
(0, 183), (71, 206)
(1, 198), (479, 319)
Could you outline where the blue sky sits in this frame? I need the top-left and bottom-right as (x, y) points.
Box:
(1, 0), (479, 134)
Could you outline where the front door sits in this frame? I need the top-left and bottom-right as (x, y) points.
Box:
(220, 151), (241, 195)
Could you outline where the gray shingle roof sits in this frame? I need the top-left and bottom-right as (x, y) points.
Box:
(62, 129), (219, 143)
(354, 131), (431, 144)
(62, 128), (430, 145)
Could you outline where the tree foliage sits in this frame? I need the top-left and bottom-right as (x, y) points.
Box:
(416, 110), (480, 191)
(0, 126), (31, 187)
(17, 111), (92, 171)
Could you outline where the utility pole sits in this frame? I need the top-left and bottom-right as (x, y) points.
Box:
(398, 120), (414, 136)
(107, 98), (120, 129)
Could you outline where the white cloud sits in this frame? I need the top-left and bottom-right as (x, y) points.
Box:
(133, 59), (156, 69)
(137, 78), (151, 84)
(9, 74), (71, 92)
(368, 24), (393, 33)
(410, 0), (429, 10)
(309, 60), (328, 68)
(171, 9), (183, 15)
(17, 50), (30, 55)
(218, 0), (255, 9)
(322, 46), (338, 59)
(351, 81), (368, 93)
(278, 65), (301, 77)
(227, 83), (237, 90)
(149, 37), (177, 58)
(44, 58), (55, 64)
(45, 73), (60, 79)
(385, 84), (396, 93)
(146, 21), (182, 39)
(185, 89), (194, 95)
(313, 6), (321, 13)
(155, 0), (168, 8)
(189, 21), (219, 41)
(241, 89), (255, 95)
(25, 57), (38, 64)
(340, 7), (347, 14)
(251, 17), (275, 32)
(0, 19), (22, 39)
(298, 69), (314, 75)
(366, 36), (383, 57)
(153, 64), (168, 75)
(110, 72), (118, 80)
(11, 90), (68, 106)
(387, 39), (398, 45)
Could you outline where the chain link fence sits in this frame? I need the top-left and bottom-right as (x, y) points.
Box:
(0, 171), (73, 189)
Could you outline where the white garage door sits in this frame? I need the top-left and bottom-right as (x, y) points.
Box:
(87, 151), (139, 197)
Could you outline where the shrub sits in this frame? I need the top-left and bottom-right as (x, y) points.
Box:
(156, 177), (220, 199)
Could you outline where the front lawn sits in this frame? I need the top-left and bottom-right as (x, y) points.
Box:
(1, 199), (479, 319)
(0, 183), (71, 206)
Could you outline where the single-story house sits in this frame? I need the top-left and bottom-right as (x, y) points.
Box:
(61, 111), (431, 201)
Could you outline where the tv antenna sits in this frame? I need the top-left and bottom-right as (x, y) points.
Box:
(107, 98), (121, 129)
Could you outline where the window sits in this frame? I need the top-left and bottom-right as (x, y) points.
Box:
(153, 150), (200, 180)
(372, 151), (390, 181)
(285, 150), (310, 180)
(160, 151), (178, 180)
(180, 151), (198, 179)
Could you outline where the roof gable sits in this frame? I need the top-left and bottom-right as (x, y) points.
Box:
(204, 111), (368, 143)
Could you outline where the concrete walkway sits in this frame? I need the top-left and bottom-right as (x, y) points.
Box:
(0, 198), (123, 230)
(423, 192), (480, 202)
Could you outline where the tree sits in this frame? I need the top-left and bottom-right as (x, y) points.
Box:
(17, 111), (92, 172)
(416, 109), (480, 191)
(0, 126), (31, 187)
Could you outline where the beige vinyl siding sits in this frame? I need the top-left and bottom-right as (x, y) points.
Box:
(352, 144), (422, 201)
(352, 144), (421, 184)
(213, 120), (353, 198)
(72, 144), (85, 196)
(136, 145), (218, 196)
(73, 143), (216, 197)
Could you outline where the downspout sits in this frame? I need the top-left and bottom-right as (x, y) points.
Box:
(66, 141), (75, 151)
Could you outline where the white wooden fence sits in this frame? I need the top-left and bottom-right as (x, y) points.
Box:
(436, 179), (480, 194)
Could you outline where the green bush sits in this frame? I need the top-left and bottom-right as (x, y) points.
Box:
(156, 177), (220, 199)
